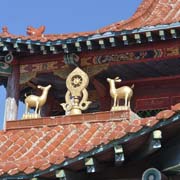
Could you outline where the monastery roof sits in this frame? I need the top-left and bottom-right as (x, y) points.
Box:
(0, 105), (180, 178)
(99, 0), (180, 33)
(0, 0), (179, 42)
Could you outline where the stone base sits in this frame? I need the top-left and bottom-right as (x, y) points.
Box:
(111, 106), (129, 111)
(22, 113), (41, 119)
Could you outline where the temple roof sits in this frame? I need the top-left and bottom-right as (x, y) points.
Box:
(0, 0), (179, 42)
(99, 0), (180, 33)
(0, 105), (180, 178)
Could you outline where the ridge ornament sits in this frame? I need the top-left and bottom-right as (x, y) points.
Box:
(61, 67), (91, 115)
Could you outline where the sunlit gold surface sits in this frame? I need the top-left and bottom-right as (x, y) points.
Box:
(22, 84), (51, 119)
(61, 67), (91, 115)
(107, 77), (133, 111)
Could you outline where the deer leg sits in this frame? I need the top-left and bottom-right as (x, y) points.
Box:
(117, 99), (120, 106)
(25, 103), (28, 114)
(38, 108), (41, 115)
(128, 98), (131, 108)
(125, 94), (128, 107)
(35, 102), (39, 114)
(114, 96), (117, 107)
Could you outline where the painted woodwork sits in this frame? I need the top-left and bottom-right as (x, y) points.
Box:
(92, 78), (110, 111)
(132, 77), (180, 112)
(20, 61), (108, 84)
(0, 52), (14, 76)
(135, 97), (170, 111)
(0, 61), (12, 76)
(18, 40), (180, 66)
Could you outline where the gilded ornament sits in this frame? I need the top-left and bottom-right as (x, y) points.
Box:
(107, 77), (134, 111)
(22, 84), (51, 119)
(61, 67), (91, 115)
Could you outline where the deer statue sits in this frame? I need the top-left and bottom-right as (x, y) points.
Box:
(107, 77), (134, 110)
(24, 84), (51, 116)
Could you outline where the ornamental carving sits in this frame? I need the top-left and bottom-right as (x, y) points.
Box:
(107, 77), (134, 111)
(22, 85), (51, 119)
(61, 67), (91, 115)
(26, 25), (45, 37)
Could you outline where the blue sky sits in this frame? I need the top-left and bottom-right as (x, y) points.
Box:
(0, 0), (142, 129)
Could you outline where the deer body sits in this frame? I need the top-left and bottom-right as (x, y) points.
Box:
(107, 77), (133, 108)
(25, 85), (51, 115)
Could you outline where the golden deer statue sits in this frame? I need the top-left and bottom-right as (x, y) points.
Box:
(23, 85), (51, 119)
(107, 77), (134, 111)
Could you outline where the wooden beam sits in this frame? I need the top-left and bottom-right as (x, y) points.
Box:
(118, 74), (180, 87)
(170, 29), (178, 39)
(86, 40), (92, 50)
(132, 130), (162, 161)
(84, 157), (104, 173)
(146, 32), (154, 42)
(86, 160), (151, 180)
(154, 134), (180, 173)
(109, 37), (116, 47)
(99, 39), (105, 49)
(114, 145), (125, 165)
(159, 30), (166, 40)
(134, 34), (141, 44)
(122, 35), (129, 45)
(62, 44), (69, 53)
(56, 169), (84, 180)
(75, 42), (82, 52)
(85, 157), (96, 173)
(31, 178), (52, 180)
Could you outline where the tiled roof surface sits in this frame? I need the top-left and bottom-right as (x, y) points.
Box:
(0, 105), (180, 177)
(0, 0), (179, 42)
(99, 0), (180, 32)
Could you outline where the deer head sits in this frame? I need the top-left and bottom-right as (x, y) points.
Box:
(107, 77), (122, 83)
(114, 77), (122, 82)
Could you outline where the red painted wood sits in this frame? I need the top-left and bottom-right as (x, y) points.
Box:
(92, 78), (110, 111)
(132, 77), (180, 111)
(18, 39), (180, 66)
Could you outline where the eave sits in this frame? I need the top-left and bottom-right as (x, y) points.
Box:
(0, 23), (179, 55)
(1, 106), (180, 179)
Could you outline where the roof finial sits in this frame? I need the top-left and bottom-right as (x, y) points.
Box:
(26, 25), (45, 38)
(2, 26), (10, 35)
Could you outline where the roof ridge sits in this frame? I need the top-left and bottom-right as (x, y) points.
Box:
(99, 0), (159, 32)
(5, 111), (130, 131)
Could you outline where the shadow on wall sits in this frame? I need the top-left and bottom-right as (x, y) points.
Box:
(0, 86), (24, 130)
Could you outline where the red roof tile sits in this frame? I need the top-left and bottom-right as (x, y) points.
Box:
(99, 0), (180, 33)
(0, 107), (179, 177)
(0, 0), (179, 42)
